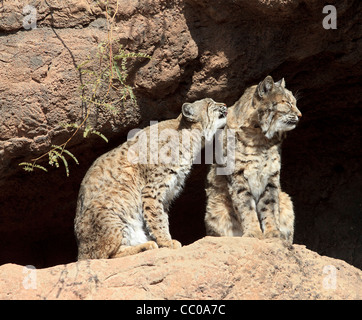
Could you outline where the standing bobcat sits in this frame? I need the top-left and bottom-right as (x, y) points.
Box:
(205, 76), (301, 244)
(75, 98), (227, 259)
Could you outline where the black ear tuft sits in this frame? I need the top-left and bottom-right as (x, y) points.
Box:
(257, 75), (274, 97)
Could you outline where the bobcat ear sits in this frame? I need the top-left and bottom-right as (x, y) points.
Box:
(276, 78), (286, 88)
(182, 102), (199, 122)
(257, 75), (274, 97)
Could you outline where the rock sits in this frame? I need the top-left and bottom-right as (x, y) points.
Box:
(0, 0), (361, 273)
(0, 237), (360, 300)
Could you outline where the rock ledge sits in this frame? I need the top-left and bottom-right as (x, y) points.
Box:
(0, 237), (360, 300)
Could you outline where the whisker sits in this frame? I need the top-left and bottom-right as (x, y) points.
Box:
(294, 89), (303, 101)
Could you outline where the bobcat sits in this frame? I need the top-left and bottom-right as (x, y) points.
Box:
(75, 98), (227, 259)
(205, 76), (301, 244)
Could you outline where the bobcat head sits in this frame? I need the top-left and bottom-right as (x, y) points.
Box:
(182, 98), (227, 141)
(254, 76), (302, 139)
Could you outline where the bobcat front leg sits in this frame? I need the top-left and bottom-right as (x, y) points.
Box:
(257, 182), (282, 239)
(141, 188), (181, 249)
(227, 174), (263, 239)
(278, 191), (295, 244)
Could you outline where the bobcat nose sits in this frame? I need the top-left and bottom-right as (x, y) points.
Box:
(297, 112), (302, 118)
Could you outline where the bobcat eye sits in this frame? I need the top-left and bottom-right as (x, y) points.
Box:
(282, 100), (293, 108)
(208, 99), (215, 107)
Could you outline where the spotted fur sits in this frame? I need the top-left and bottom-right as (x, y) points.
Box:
(205, 76), (301, 244)
(75, 98), (227, 259)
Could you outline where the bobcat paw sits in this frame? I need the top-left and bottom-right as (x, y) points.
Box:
(242, 229), (263, 239)
(171, 239), (182, 249)
(157, 239), (182, 249)
(264, 229), (282, 239)
(142, 241), (159, 251)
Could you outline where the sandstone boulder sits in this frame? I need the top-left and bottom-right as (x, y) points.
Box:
(1, 237), (361, 300)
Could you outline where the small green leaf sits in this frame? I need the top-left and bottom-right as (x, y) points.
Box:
(60, 154), (69, 177)
(61, 123), (79, 130)
(19, 162), (48, 173)
(48, 150), (60, 168)
(51, 145), (79, 165)
(112, 61), (125, 83)
(51, 149), (69, 177)
(34, 164), (48, 172)
(90, 130), (108, 143)
(63, 149), (79, 165)
(83, 125), (91, 138)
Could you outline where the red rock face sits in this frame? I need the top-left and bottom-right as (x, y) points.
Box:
(0, 0), (361, 269)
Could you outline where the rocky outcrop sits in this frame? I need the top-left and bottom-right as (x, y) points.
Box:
(1, 237), (361, 300)
(0, 0), (361, 273)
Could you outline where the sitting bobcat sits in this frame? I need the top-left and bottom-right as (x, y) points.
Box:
(205, 76), (301, 244)
(75, 98), (227, 259)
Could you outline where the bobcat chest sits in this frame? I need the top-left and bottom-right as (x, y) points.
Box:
(163, 167), (189, 206)
(244, 151), (280, 201)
